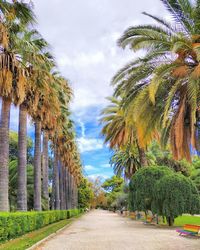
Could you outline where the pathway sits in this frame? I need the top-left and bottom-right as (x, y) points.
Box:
(36, 210), (199, 250)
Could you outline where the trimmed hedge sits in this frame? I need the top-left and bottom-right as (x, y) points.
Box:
(0, 209), (84, 242)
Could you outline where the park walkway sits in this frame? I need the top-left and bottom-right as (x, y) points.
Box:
(36, 210), (199, 250)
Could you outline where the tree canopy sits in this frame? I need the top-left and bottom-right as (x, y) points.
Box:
(129, 166), (200, 225)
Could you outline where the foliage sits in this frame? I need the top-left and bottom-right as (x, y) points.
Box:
(129, 166), (200, 225)
(102, 176), (124, 193)
(89, 177), (108, 208)
(153, 174), (200, 224)
(0, 218), (78, 250)
(109, 0), (200, 162)
(0, 209), (83, 242)
(147, 141), (192, 176)
(129, 166), (172, 212)
(102, 176), (124, 209)
(190, 157), (200, 192)
(9, 131), (33, 163)
(111, 144), (141, 179)
(78, 178), (94, 209)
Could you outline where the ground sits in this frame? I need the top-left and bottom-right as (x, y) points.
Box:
(36, 210), (200, 250)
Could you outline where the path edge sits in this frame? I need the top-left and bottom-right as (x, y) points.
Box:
(26, 214), (84, 250)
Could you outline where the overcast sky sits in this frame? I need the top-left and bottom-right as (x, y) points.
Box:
(11, 0), (167, 179)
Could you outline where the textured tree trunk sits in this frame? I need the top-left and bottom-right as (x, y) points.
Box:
(17, 104), (27, 211)
(42, 131), (49, 210)
(53, 147), (60, 210)
(71, 175), (74, 209)
(63, 165), (67, 210)
(65, 168), (69, 209)
(59, 163), (65, 210)
(167, 216), (174, 226)
(68, 172), (72, 209)
(136, 140), (148, 166)
(0, 98), (11, 211)
(34, 120), (42, 211)
(75, 183), (78, 208)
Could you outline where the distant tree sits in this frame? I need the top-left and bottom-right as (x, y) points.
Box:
(102, 176), (124, 193)
(102, 176), (124, 210)
(78, 178), (94, 209)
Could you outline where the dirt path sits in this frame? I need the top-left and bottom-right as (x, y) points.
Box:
(36, 210), (199, 250)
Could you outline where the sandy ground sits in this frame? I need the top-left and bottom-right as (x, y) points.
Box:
(36, 210), (200, 250)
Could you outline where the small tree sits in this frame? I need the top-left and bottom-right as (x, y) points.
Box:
(129, 166), (200, 225)
(129, 166), (172, 212)
(153, 174), (200, 226)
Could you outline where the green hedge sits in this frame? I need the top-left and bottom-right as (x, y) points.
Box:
(0, 209), (84, 242)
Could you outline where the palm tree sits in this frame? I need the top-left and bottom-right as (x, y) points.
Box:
(0, 0), (35, 211)
(14, 28), (52, 211)
(100, 96), (147, 166)
(111, 144), (141, 180)
(113, 0), (200, 162)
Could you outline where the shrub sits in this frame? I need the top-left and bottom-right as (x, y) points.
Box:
(0, 209), (83, 242)
(129, 166), (200, 226)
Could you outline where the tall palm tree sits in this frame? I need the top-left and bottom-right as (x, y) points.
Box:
(0, 0), (35, 211)
(113, 0), (200, 162)
(14, 28), (52, 211)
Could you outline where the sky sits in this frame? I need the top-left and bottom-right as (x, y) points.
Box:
(10, 0), (167, 180)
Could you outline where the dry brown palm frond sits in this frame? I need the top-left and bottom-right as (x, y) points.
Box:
(191, 64), (200, 79)
(0, 23), (9, 49)
(0, 69), (13, 97)
(174, 95), (186, 153)
(170, 93), (192, 161)
(172, 65), (189, 78)
(14, 69), (27, 105)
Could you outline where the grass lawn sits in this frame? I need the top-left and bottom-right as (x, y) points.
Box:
(0, 215), (82, 250)
(173, 215), (200, 227)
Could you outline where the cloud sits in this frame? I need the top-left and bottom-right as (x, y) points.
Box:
(101, 164), (111, 168)
(84, 165), (96, 171)
(77, 137), (103, 153)
(88, 173), (109, 181)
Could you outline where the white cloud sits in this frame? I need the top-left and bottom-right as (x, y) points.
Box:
(84, 165), (96, 171)
(101, 164), (111, 168)
(88, 173), (109, 181)
(77, 137), (103, 153)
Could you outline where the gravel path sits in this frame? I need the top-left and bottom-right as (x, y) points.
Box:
(36, 210), (199, 250)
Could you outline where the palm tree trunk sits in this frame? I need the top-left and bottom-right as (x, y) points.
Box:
(53, 147), (60, 210)
(17, 104), (27, 211)
(68, 172), (72, 209)
(62, 165), (67, 210)
(59, 162), (65, 210)
(42, 131), (49, 210)
(136, 140), (148, 166)
(65, 168), (69, 209)
(34, 120), (42, 211)
(0, 98), (11, 211)
(75, 183), (78, 208)
(71, 175), (74, 209)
